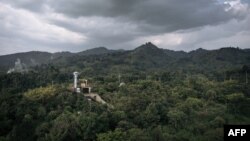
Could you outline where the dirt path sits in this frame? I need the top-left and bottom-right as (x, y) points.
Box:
(84, 93), (114, 109)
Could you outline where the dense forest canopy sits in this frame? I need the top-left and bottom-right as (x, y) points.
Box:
(0, 43), (250, 141)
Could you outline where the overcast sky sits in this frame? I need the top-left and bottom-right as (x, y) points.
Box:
(0, 0), (250, 55)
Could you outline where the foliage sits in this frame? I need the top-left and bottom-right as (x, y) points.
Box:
(0, 46), (250, 140)
(24, 86), (59, 101)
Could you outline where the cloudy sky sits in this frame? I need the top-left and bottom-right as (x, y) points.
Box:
(0, 0), (250, 55)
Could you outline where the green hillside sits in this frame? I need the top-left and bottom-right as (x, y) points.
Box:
(0, 43), (250, 141)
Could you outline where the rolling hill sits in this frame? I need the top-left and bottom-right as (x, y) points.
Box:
(0, 43), (250, 73)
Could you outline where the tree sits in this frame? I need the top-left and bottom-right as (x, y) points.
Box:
(242, 65), (249, 84)
(226, 93), (245, 115)
(46, 112), (79, 141)
(97, 129), (126, 141)
(167, 109), (187, 129)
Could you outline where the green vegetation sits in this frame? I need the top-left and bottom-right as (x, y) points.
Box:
(24, 86), (59, 101)
(0, 44), (250, 141)
(0, 71), (249, 141)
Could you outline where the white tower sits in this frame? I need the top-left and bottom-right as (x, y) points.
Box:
(73, 72), (79, 89)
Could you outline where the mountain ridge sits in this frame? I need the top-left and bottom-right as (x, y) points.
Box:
(0, 43), (250, 73)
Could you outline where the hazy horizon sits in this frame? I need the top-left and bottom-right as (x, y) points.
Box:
(1, 42), (249, 56)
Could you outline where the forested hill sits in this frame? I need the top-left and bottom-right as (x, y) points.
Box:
(0, 47), (117, 71)
(0, 42), (250, 141)
(0, 42), (250, 74)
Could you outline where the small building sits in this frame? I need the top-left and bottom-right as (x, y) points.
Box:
(79, 79), (91, 94)
(72, 72), (91, 94)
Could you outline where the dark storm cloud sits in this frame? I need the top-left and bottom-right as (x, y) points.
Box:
(49, 0), (137, 17)
(49, 0), (244, 32)
(2, 0), (248, 35)
(48, 17), (141, 46)
(0, 0), (249, 55)
(0, 0), (47, 12)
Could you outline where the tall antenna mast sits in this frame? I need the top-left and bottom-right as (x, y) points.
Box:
(73, 72), (79, 89)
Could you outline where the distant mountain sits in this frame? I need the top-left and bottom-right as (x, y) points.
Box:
(0, 47), (119, 72)
(128, 42), (172, 69)
(0, 51), (53, 71)
(52, 51), (73, 58)
(77, 47), (114, 56)
(172, 47), (250, 71)
(164, 49), (187, 59)
(0, 43), (250, 73)
(188, 48), (209, 57)
(190, 47), (249, 64)
(245, 48), (250, 52)
(133, 42), (165, 56)
(134, 42), (188, 59)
